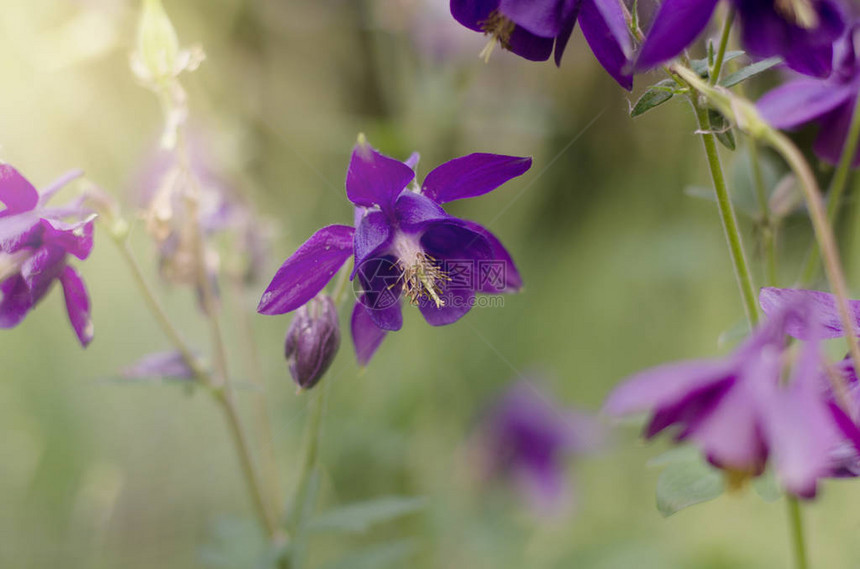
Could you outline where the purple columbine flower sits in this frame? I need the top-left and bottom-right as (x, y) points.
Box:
(758, 24), (860, 166)
(450, 0), (634, 89)
(636, 0), (847, 78)
(284, 294), (341, 390)
(0, 165), (95, 347)
(604, 290), (860, 498)
(474, 381), (604, 515)
(257, 137), (529, 366)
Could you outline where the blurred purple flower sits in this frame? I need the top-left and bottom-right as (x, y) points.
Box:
(120, 350), (195, 381)
(258, 137), (528, 366)
(450, 0), (634, 89)
(0, 165), (95, 347)
(475, 382), (604, 515)
(605, 289), (860, 498)
(758, 24), (860, 166)
(636, 0), (846, 78)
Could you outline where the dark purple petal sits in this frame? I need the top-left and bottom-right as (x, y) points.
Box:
(0, 164), (39, 219)
(451, 0), (498, 31)
(0, 212), (40, 251)
(394, 192), (449, 232)
(579, 0), (633, 90)
(59, 265), (93, 347)
(418, 287), (475, 325)
(43, 217), (96, 261)
(353, 210), (393, 273)
(21, 245), (66, 304)
(553, 2), (581, 65)
(635, 0), (719, 71)
(456, 219), (523, 293)
(121, 351), (195, 380)
(604, 358), (736, 416)
(645, 378), (733, 439)
(422, 153), (532, 204)
(757, 80), (855, 130)
(0, 275), (32, 328)
(346, 141), (415, 212)
(759, 287), (860, 340)
(814, 99), (859, 166)
(420, 220), (493, 262)
(507, 26), (555, 60)
(350, 300), (387, 366)
(257, 224), (355, 315)
(499, 0), (569, 36)
(355, 256), (404, 331)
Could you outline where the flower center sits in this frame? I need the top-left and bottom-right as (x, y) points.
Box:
(393, 236), (450, 307)
(478, 10), (516, 63)
(774, 0), (819, 29)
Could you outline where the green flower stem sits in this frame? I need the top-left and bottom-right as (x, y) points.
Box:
(799, 87), (860, 285)
(709, 7), (735, 86)
(692, 102), (761, 326)
(787, 497), (809, 569)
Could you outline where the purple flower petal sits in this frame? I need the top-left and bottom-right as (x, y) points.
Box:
(450, 0), (498, 32)
(579, 0), (633, 90)
(350, 300), (387, 366)
(759, 287), (860, 340)
(420, 220), (493, 262)
(346, 141), (415, 212)
(418, 287), (475, 325)
(21, 245), (66, 303)
(499, 0), (569, 37)
(421, 154), (531, 204)
(635, 0), (719, 71)
(604, 358), (736, 416)
(59, 265), (93, 347)
(355, 257), (404, 331)
(456, 219), (523, 293)
(38, 169), (84, 206)
(757, 80), (855, 130)
(0, 164), (39, 218)
(42, 217), (96, 261)
(394, 192), (449, 232)
(353, 209), (393, 272)
(257, 224), (355, 315)
(121, 351), (195, 380)
(553, 3), (580, 65)
(814, 99), (859, 166)
(0, 275), (32, 328)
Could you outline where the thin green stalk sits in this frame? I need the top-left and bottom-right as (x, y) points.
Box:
(787, 497), (809, 569)
(800, 87), (860, 285)
(749, 140), (778, 285)
(709, 8), (735, 86)
(693, 102), (761, 325)
(110, 231), (280, 539)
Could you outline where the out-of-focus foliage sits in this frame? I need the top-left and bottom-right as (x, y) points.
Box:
(4, 1), (860, 568)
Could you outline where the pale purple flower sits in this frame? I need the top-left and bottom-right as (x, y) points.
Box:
(636, 0), (847, 78)
(0, 165), (95, 347)
(475, 381), (604, 515)
(257, 138), (528, 366)
(605, 290), (860, 498)
(450, 0), (634, 89)
(120, 351), (195, 381)
(758, 24), (860, 166)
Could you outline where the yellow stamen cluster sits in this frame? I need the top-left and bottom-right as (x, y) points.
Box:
(775, 0), (819, 29)
(478, 10), (516, 63)
(398, 251), (451, 308)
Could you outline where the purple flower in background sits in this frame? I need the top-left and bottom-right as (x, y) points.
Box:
(0, 165), (95, 347)
(604, 291), (860, 497)
(258, 137), (529, 366)
(758, 25), (860, 166)
(450, 0), (634, 89)
(637, 0), (846, 78)
(474, 382), (604, 515)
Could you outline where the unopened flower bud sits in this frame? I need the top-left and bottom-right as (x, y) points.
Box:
(284, 295), (340, 390)
(135, 0), (180, 81)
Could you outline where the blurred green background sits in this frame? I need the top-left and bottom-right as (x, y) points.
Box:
(4, 0), (860, 567)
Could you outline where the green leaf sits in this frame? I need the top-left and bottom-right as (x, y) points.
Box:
(631, 80), (679, 118)
(654, 447), (725, 517)
(720, 57), (782, 88)
(690, 51), (745, 77)
(320, 540), (417, 569)
(709, 109), (736, 151)
(308, 496), (427, 534)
